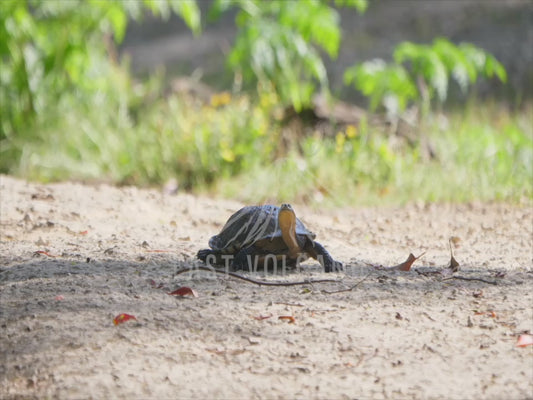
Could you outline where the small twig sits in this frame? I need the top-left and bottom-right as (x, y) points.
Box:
(422, 312), (436, 322)
(273, 302), (305, 307)
(175, 266), (339, 286)
(441, 275), (498, 285)
(321, 273), (372, 294)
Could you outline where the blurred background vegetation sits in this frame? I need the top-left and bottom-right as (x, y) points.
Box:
(1, 0), (531, 206)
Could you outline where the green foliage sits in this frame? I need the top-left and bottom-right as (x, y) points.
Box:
(15, 86), (281, 188)
(333, 0), (368, 13)
(0, 0), (200, 171)
(344, 38), (507, 116)
(344, 60), (417, 113)
(215, 103), (532, 205)
(211, 0), (367, 111)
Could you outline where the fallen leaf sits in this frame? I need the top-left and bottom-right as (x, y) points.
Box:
(448, 238), (460, 272)
(253, 313), (273, 321)
(391, 252), (426, 271)
(113, 313), (137, 325)
(517, 334), (533, 347)
(279, 316), (296, 323)
(448, 255), (460, 272)
(168, 287), (198, 297)
(78, 230), (88, 235)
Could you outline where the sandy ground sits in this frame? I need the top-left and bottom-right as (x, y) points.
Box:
(0, 175), (532, 399)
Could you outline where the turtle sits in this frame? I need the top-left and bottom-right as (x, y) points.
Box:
(196, 204), (342, 272)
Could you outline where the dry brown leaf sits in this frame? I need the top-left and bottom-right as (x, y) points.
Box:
(253, 313), (273, 321)
(168, 287), (198, 297)
(448, 237), (460, 272)
(391, 252), (426, 271)
(449, 255), (460, 272)
(279, 316), (296, 323)
(113, 313), (137, 325)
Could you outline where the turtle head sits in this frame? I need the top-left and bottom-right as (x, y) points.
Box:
(280, 203), (293, 212)
(278, 204), (295, 224)
(278, 204), (300, 258)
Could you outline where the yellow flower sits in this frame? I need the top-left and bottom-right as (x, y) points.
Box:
(220, 140), (235, 162)
(346, 124), (357, 139)
(220, 147), (235, 162)
(210, 92), (232, 108)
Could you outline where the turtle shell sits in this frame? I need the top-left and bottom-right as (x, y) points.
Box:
(208, 205), (316, 254)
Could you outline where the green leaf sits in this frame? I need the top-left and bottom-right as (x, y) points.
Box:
(334, 0), (368, 13)
(344, 59), (415, 113)
(459, 43), (487, 70)
(171, 0), (201, 36)
(106, 4), (127, 43)
(427, 53), (448, 101)
(277, 1), (340, 58)
(394, 41), (423, 65)
(228, 6), (332, 110)
(208, 0), (235, 22)
(142, 0), (171, 19)
(485, 54), (507, 83)
(432, 38), (474, 91)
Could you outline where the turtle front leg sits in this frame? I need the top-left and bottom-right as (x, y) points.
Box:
(197, 248), (212, 262)
(305, 241), (343, 273)
(197, 249), (230, 267)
